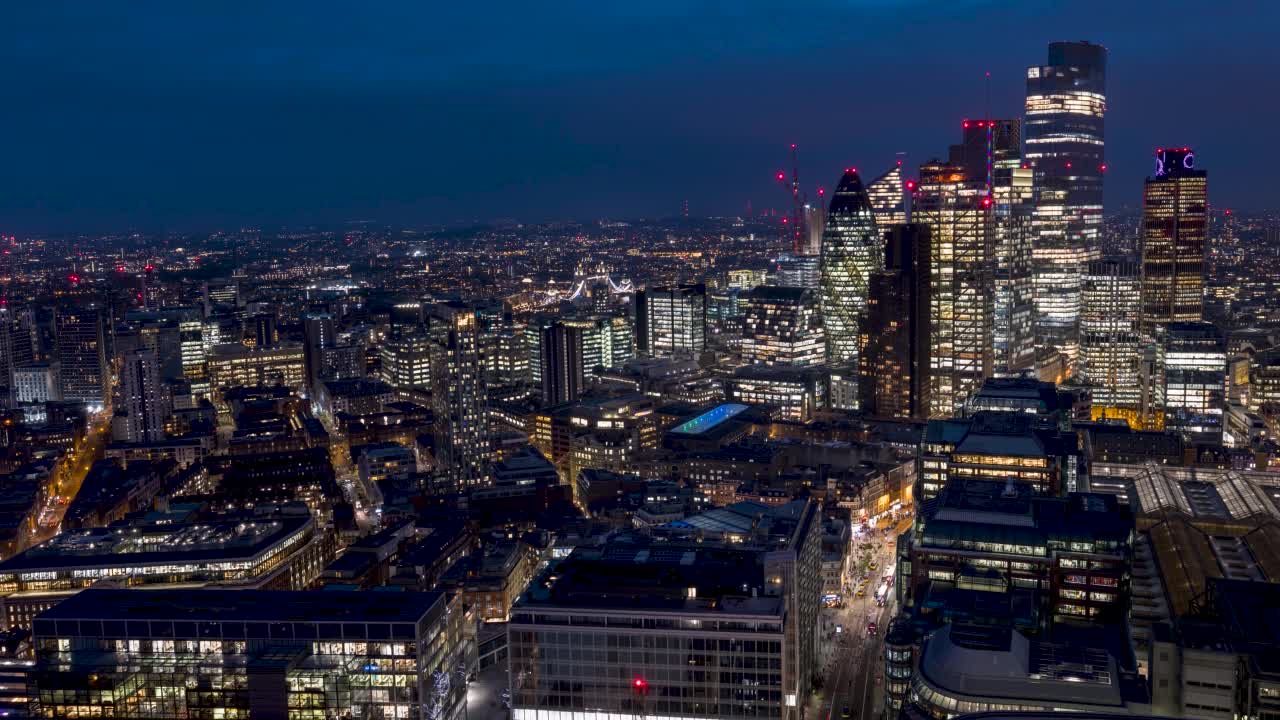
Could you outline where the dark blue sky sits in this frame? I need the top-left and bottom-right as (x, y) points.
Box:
(3, 1), (1275, 233)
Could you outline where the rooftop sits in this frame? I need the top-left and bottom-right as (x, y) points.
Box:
(36, 587), (443, 625)
(918, 624), (1126, 710)
(0, 515), (312, 573)
(669, 403), (749, 436)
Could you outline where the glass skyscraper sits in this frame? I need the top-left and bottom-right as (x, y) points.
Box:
(913, 160), (995, 417)
(819, 169), (881, 367)
(1141, 147), (1208, 334)
(1025, 41), (1107, 372)
(950, 119), (1036, 376)
(866, 163), (906, 229)
(1080, 258), (1144, 419)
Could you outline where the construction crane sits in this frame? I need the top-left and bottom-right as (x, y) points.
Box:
(775, 144), (809, 255)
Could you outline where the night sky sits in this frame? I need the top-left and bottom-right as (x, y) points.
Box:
(3, 1), (1275, 233)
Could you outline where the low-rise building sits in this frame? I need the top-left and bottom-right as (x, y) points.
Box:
(31, 588), (468, 720)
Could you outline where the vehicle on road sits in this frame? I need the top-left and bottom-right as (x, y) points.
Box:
(840, 707), (851, 719)
(866, 622), (878, 636)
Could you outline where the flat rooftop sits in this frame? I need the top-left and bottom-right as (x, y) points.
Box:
(0, 515), (311, 573)
(37, 587), (443, 625)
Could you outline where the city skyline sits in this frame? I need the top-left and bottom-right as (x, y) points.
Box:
(0, 9), (1279, 720)
(3, 1), (1277, 233)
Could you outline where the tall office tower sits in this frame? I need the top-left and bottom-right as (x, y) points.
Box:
(739, 286), (825, 367)
(119, 348), (169, 442)
(484, 327), (530, 385)
(54, 302), (110, 408)
(866, 163), (906, 228)
(860, 224), (932, 419)
(635, 283), (706, 357)
(772, 253), (820, 289)
(913, 161), (994, 417)
(1141, 147), (1209, 334)
(429, 301), (490, 488)
(951, 119), (1037, 375)
(540, 321), (584, 405)
(1030, 183), (1085, 376)
(1080, 259), (1145, 421)
(178, 317), (207, 397)
(1161, 321), (1226, 443)
(570, 314), (634, 377)
(380, 331), (432, 392)
(819, 169), (881, 365)
(1025, 41), (1108, 371)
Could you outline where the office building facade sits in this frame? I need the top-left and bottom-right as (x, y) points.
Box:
(860, 224), (932, 419)
(1141, 147), (1208, 333)
(32, 588), (468, 720)
(1025, 41), (1107, 369)
(819, 168), (881, 366)
(913, 161), (994, 417)
(636, 284), (707, 358)
(54, 303), (110, 408)
(739, 286), (825, 367)
(540, 320), (585, 405)
(1080, 259), (1145, 420)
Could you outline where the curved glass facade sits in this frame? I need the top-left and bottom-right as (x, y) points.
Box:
(1025, 41), (1107, 371)
(819, 169), (881, 366)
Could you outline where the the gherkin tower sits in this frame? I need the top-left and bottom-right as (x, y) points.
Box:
(819, 169), (882, 365)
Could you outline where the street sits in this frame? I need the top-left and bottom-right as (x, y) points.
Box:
(811, 512), (913, 720)
(31, 409), (112, 545)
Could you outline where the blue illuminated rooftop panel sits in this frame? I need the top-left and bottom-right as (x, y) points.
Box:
(670, 403), (749, 436)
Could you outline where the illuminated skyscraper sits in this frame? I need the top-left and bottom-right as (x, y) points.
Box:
(860, 224), (932, 419)
(1030, 183), (1084, 375)
(1141, 147), (1208, 334)
(1025, 41), (1108, 372)
(430, 301), (490, 488)
(866, 163), (906, 228)
(819, 169), (881, 366)
(119, 348), (169, 443)
(740, 285), (825, 367)
(1080, 258), (1144, 418)
(55, 302), (110, 408)
(913, 161), (994, 417)
(952, 119), (1036, 376)
(1160, 321), (1225, 443)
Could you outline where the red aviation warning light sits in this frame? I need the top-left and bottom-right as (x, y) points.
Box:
(776, 171), (786, 182)
(981, 196), (992, 208)
(904, 180), (917, 191)
(69, 274), (80, 284)
(632, 678), (649, 694)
